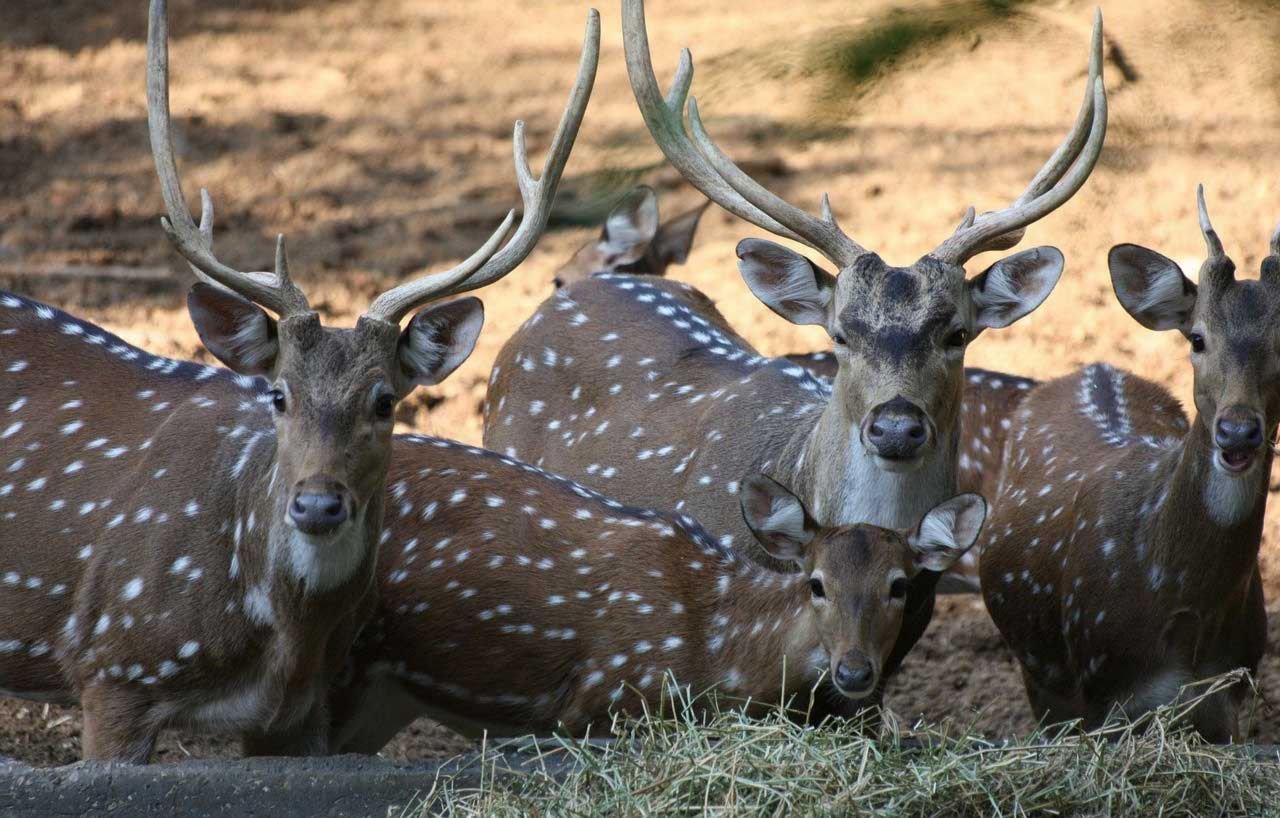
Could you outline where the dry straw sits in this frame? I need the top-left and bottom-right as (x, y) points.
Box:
(402, 670), (1279, 817)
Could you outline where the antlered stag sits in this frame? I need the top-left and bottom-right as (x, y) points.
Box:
(980, 188), (1273, 741)
(485, 0), (1104, 593)
(329, 437), (986, 749)
(546, 184), (1038, 589)
(0, 0), (598, 761)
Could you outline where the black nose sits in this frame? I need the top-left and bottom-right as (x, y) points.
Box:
(1215, 415), (1263, 452)
(834, 657), (875, 693)
(866, 397), (930, 459)
(289, 488), (349, 535)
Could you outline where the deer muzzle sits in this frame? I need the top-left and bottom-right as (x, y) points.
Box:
(1214, 405), (1265, 474)
(863, 396), (933, 465)
(832, 650), (877, 699)
(288, 478), (352, 536)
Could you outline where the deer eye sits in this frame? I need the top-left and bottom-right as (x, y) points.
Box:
(374, 392), (396, 420)
(1188, 332), (1205, 353)
(890, 577), (909, 599)
(832, 333), (847, 346)
(809, 578), (826, 599)
(945, 327), (968, 349)
(268, 388), (287, 414)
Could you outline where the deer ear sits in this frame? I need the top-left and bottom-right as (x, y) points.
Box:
(396, 297), (484, 394)
(740, 474), (815, 565)
(599, 186), (660, 266)
(650, 201), (710, 271)
(908, 493), (987, 573)
(1108, 244), (1198, 332)
(187, 283), (278, 376)
(737, 239), (836, 327)
(968, 246), (1064, 330)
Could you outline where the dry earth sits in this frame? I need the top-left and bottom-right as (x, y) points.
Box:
(2, 0), (1279, 763)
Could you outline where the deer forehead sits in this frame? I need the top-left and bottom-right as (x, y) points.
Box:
(835, 261), (961, 333)
(275, 319), (400, 394)
(813, 526), (909, 579)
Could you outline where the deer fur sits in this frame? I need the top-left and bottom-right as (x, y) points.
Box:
(329, 437), (985, 750)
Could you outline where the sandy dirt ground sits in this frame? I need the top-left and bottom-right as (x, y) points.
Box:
(2, 0), (1279, 763)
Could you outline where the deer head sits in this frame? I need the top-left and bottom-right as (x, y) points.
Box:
(741, 475), (986, 699)
(552, 186), (709, 288)
(147, 0), (598, 581)
(623, 0), (1106, 470)
(1109, 186), (1280, 490)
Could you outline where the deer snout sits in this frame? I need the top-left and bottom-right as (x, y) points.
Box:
(863, 397), (932, 462)
(1214, 407), (1265, 474)
(288, 479), (351, 536)
(833, 651), (877, 698)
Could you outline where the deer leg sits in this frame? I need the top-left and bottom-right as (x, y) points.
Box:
(1020, 669), (1081, 730)
(79, 682), (159, 763)
(241, 699), (329, 757)
(330, 673), (425, 754)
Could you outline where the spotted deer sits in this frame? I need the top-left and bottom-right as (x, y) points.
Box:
(484, 0), (1104, 599)
(328, 437), (986, 749)
(0, 0), (598, 762)
(979, 188), (1273, 742)
(554, 185), (1036, 589)
(552, 185), (709, 289)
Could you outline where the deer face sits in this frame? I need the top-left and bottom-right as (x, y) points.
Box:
(553, 186), (708, 289)
(738, 241), (1063, 469)
(1110, 233), (1280, 481)
(188, 284), (483, 582)
(742, 475), (986, 699)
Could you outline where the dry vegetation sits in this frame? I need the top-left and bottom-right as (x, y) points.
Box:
(405, 675), (1280, 817)
(2, 0), (1280, 783)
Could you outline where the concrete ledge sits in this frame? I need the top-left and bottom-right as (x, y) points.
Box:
(0, 741), (584, 818)
(0, 741), (1275, 817)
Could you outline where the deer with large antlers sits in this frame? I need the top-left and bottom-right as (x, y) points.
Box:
(980, 188), (1273, 741)
(549, 184), (1038, 590)
(0, 0), (597, 761)
(326, 436), (986, 749)
(485, 0), (1104, 599)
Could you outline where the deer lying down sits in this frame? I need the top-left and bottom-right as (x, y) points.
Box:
(980, 188), (1273, 742)
(0, 0), (597, 762)
(550, 185), (1036, 591)
(329, 438), (986, 750)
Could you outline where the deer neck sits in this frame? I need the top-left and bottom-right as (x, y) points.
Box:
(1145, 415), (1270, 592)
(223, 436), (382, 633)
(704, 565), (826, 699)
(784, 394), (959, 531)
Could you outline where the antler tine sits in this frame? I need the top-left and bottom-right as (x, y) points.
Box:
(686, 98), (866, 267)
(146, 0), (309, 318)
(364, 9), (600, 324)
(1196, 183), (1225, 259)
(931, 9), (1108, 266)
(624, 0), (828, 250)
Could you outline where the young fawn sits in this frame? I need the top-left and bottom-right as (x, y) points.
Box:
(980, 188), (1273, 741)
(552, 185), (709, 289)
(329, 437), (986, 750)
(0, 0), (597, 761)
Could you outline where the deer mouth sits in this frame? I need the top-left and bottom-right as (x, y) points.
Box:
(1216, 447), (1256, 475)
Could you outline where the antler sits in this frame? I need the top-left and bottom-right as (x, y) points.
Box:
(147, 0), (310, 318)
(622, 0), (866, 269)
(364, 11), (601, 324)
(1196, 183), (1225, 259)
(930, 9), (1108, 266)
